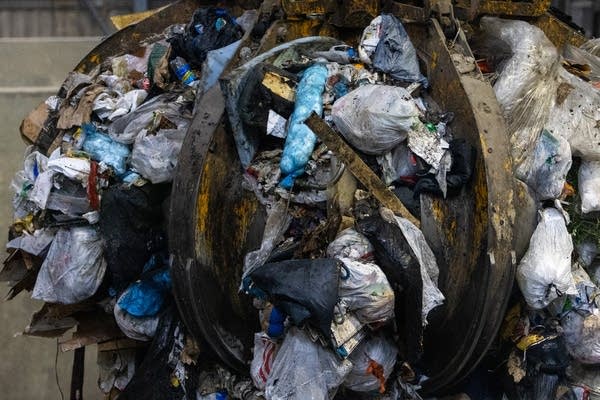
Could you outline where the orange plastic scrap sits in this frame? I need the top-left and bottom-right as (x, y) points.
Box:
(366, 358), (386, 393)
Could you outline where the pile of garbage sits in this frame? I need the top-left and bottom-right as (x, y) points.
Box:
(4, 3), (600, 400)
(469, 17), (600, 399)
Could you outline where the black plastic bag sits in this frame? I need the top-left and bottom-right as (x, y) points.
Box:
(99, 184), (169, 291)
(168, 7), (244, 69)
(249, 258), (340, 339)
(357, 216), (424, 363)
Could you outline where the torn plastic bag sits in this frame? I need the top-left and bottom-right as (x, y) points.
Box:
(118, 268), (172, 317)
(563, 45), (600, 82)
(46, 175), (91, 216)
(98, 348), (136, 393)
(331, 84), (421, 155)
(108, 93), (193, 145)
(6, 228), (55, 256)
(480, 17), (561, 165)
(561, 310), (600, 364)
(168, 7), (244, 69)
(118, 308), (187, 399)
(111, 47), (152, 77)
(99, 184), (169, 291)
(82, 123), (130, 176)
(130, 129), (186, 184)
(358, 15), (427, 86)
(114, 295), (159, 341)
(31, 226), (106, 304)
(516, 130), (572, 201)
(516, 208), (577, 310)
(326, 228), (374, 262)
(93, 89), (148, 121)
(197, 38), (243, 94)
(265, 327), (352, 400)
(337, 257), (395, 325)
(377, 144), (419, 186)
(578, 160), (600, 214)
(29, 170), (55, 209)
(279, 63), (329, 188)
(47, 157), (90, 183)
(250, 332), (280, 391)
(343, 334), (398, 393)
(248, 258), (340, 339)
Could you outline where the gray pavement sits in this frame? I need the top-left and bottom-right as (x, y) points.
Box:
(0, 38), (103, 399)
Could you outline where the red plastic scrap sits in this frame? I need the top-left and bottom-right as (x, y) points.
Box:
(366, 357), (386, 393)
(87, 160), (100, 210)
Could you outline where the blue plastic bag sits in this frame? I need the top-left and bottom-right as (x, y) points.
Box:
(82, 123), (130, 176)
(117, 268), (172, 317)
(279, 63), (328, 188)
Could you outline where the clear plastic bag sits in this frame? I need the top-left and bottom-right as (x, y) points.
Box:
(130, 128), (186, 184)
(337, 257), (395, 325)
(563, 45), (600, 81)
(343, 334), (398, 393)
(326, 228), (374, 261)
(32, 226), (106, 304)
(578, 161), (600, 214)
(265, 327), (352, 400)
(480, 17), (561, 165)
(279, 63), (329, 188)
(82, 123), (131, 176)
(516, 130), (572, 201)
(331, 84), (421, 155)
(250, 332), (280, 390)
(516, 208), (577, 309)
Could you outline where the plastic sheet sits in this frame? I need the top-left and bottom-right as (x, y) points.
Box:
(6, 228), (56, 256)
(517, 130), (572, 201)
(480, 17), (561, 165)
(516, 208), (577, 310)
(250, 332), (280, 390)
(579, 160), (600, 214)
(197, 39), (243, 94)
(130, 129), (186, 184)
(343, 334), (398, 393)
(337, 257), (395, 325)
(279, 63), (329, 188)
(32, 226), (106, 304)
(331, 85), (421, 155)
(265, 327), (352, 400)
(563, 45), (600, 81)
(82, 124), (130, 176)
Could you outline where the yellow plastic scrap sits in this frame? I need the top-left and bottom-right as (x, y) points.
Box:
(13, 215), (35, 234)
(170, 375), (180, 388)
(516, 333), (557, 351)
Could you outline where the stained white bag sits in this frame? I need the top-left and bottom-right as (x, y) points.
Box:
(343, 334), (398, 393)
(579, 160), (600, 214)
(516, 208), (577, 309)
(250, 332), (280, 390)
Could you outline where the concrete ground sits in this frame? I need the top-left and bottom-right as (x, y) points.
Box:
(0, 38), (102, 399)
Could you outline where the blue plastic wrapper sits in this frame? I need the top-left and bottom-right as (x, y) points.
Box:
(372, 14), (428, 87)
(279, 63), (328, 188)
(117, 268), (172, 317)
(82, 123), (130, 176)
(267, 306), (285, 338)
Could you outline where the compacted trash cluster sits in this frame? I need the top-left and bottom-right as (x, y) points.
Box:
(3, 3), (600, 400)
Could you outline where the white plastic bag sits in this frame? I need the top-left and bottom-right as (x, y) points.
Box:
(331, 85), (421, 155)
(377, 143), (419, 185)
(114, 297), (159, 341)
(337, 257), (395, 325)
(579, 160), (600, 214)
(32, 226), (106, 304)
(343, 334), (398, 393)
(250, 332), (280, 390)
(562, 309), (600, 365)
(130, 129), (186, 184)
(326, 228), (374, 261)
(516, 208), (577, 309)
(47, 157), (91, 183)
(265, 327), (352, 400)
(516, 130), (572, 201)
(6, 228), (55, 256)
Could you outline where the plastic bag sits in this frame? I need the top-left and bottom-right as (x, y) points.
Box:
(326, 228), (374, 261)
(82, 124), (130, 176)
(546, 68), (600, 161)
(29, 170), (55, 209)
(279, 64), (328, 188)
(93, 89), (148, 121)
(118, 269), (172, 317)
(32, 226), (106, 304)
(114, 296), (159, 341)
(563, 44), (600, 81)
(343, 334), (398, 393)
(265, 327), (352, 400)
(561, 310), (600, 364)
(480, 17), (561, 165)
(331, 84), (421, 155)
(516, 130), (572, 201)
(337, 257), (395, 325)
(130, 129), (186, 184)
(516, 208), (577, 309)
(249, 258), (340, 338)
(47, 157), (90, 183)
(6, 228), (55, 256)
(250, 332), (280, 390)
(377, 143), (419, 185)
(578, 160), (600, 214)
